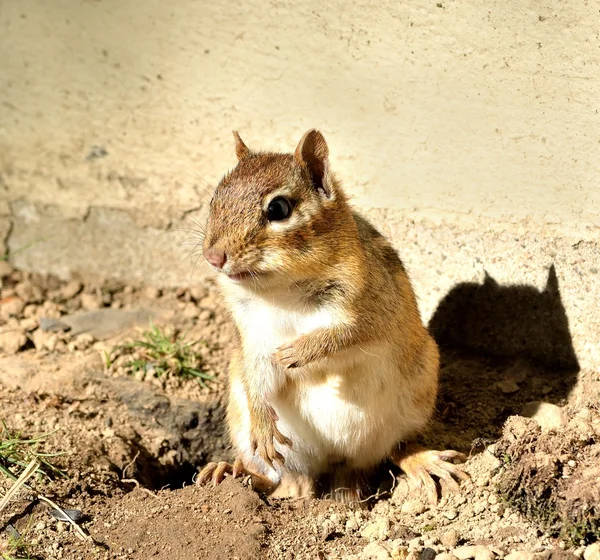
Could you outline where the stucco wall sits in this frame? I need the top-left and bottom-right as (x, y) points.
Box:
(0, 1), (599, 370)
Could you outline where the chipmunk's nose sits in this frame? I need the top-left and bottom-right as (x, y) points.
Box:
(203, 247), (227, 270)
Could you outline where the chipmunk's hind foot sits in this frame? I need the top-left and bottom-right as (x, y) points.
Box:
(196, 457), (277, 494)
(390, 443), (469, 504)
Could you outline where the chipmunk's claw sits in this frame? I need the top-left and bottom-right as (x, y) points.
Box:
(196, 458), (245, 487)
(272, 341), (304, 369)
(391, 445), (469, 505)
(251, 429), (291, 468)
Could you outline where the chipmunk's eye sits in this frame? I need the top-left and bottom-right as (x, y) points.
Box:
(267, 197), (292, 222)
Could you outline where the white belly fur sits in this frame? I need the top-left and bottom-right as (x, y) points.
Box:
(223, 281), (428, 480)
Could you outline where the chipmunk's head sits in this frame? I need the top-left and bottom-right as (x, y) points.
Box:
(203, 130), (352, 288)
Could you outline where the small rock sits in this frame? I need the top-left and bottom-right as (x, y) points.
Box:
(72, 333), (95, 350)
(454, 546), (494, 560)
(182, 302), (199, 319)
(80, 292), (101, 310)
(443, 509), (458, 520)
(61, 280), (82, 300)
(584, 543), (600, 560)
(475, 549), (495, 560)
(505, 553), (535, 560)
(408, 538), (423, 551)
(19, 317), (39, 331)
(32, 329), (59, 351)
(473, 502), (486, 514)
(420, 549), (437, 560)
(361, 542), (391, 560)
(521, 402), (565, 431)
(189, 287), (206, 301)
(436, 555), (458, 560)
(199, 295), (216, 308)
(198, 309), (212, 322)
(23, 304), (38, 318)
(361, 518), (391, 541)
(0, 261), (14, 277)
(401, 499), (427, 515)
(38, 301), (62, 319)
(1, 296), (26, 319)
(440, 529), (460, 549)
(497, 379), (520, 394)
(142, 286), (161, 300)
(15, 282), (43, 303)
(321, 519), (336, 541)
(390, 524), (418, 541)
(0, 330), (27, 354)
(346, 517), (360, 532)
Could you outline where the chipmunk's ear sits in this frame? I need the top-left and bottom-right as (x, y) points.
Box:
(294, 129), (332, 198)
(483, 271), (499, 288)
(233, 131), (251, 161)
(544, 264), (560, 299)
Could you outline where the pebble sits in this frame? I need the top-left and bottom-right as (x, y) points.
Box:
(497, 379), (520, 394)
(436, 555), (458, 560)
(32, 329), (59, 351)
(71, 333), (95, 350)
(142, 286), (161, 299)
(440, 529), (460, 549)
(521, 402), (565, 431)
(80, 292), (101, 310)
(504, 552), (535, 560)
(361, 542), (391, 560)
(346, 517), (360, 532)
(321, 519), (336, 541)
(199, 309), (212, 322)
(182, 302), (200, 319)
(0, 261), (14, 277)
(473, 502), (486, 515)
(61, 280), (82, 299)
(189, 287), (205, 301)
(0, 330), (27, 354)
(409, 538), (423, 551)
(443, 509), (458, 520)
(199, 295), (216, 308)
(584, 543), (600, 560)
(361, 518), (390, 541)
(453, 545), (494, 560)
(401, 499), (427, 515)
(1, 296), (26, 319)
(20, 317), (39, 331)
(420, 548), (437, 560)
(16, 282), (43, 303)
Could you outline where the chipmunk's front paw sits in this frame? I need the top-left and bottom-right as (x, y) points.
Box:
(272, 340), (307, 369)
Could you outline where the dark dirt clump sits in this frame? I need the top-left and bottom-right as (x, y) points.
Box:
(495, 412), (600, 545)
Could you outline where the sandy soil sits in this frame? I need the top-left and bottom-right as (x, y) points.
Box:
(0, 265), (598, 560)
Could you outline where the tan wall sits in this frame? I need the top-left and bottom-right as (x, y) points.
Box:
(1, 1), (599, 369)
(2, 0), (599, 229)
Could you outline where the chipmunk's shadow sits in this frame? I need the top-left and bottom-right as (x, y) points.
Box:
(423, 264), (579, 452)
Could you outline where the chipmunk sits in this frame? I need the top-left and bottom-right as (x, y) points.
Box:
(197, 130), (468, 504)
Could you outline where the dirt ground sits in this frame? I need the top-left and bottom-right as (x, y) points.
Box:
(0, 264), (599, 560)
